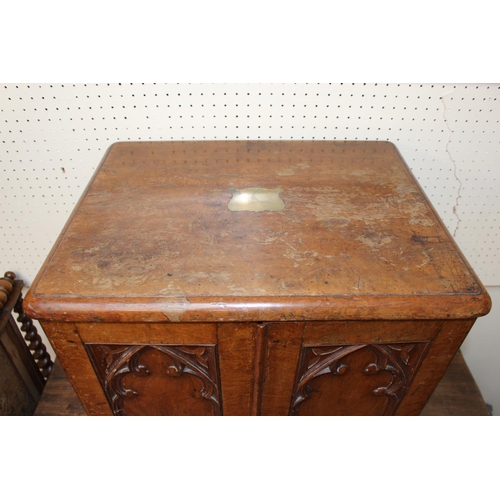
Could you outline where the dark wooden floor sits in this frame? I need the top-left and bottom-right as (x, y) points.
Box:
(34, 350), (490, 416)
(420, 351), (490, 416)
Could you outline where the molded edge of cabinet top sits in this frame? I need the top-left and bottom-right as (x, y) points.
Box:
(24, 141), (491, 322)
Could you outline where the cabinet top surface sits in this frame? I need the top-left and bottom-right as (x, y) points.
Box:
(26, 141), (490, 322)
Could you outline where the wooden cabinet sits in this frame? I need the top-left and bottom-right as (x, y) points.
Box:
(38, 319), (475, 416)
(24, 141), (491, 415)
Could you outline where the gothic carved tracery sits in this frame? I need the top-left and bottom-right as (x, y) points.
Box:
(86, 344), (221, 416)
(291, 342), (430, 415)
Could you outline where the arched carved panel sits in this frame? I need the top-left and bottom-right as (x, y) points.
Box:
(85, 344), (221, 416)
(290, 342), (430, 416)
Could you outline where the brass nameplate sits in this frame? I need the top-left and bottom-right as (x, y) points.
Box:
(228, 188), (285, 212)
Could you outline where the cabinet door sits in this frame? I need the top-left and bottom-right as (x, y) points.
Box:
(85, 343), (221, 416)
(289, 342), (431, 415)
(76, 323), (221, 416)
(288, 321), (442, 416)
(219, 321), (441, 416)
(81, 321), (301, 416)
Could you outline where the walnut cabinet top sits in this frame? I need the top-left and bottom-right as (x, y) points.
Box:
(25, 141), (491, 323)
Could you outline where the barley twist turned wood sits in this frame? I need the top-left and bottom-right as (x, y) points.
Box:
(1, 271), (53, 379)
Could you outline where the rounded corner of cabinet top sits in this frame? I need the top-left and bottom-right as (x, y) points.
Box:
(20, 286), (39, 319)
(477, 288), (493, 317)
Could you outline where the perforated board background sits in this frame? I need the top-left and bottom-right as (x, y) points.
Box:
(1, 83), (499, 286)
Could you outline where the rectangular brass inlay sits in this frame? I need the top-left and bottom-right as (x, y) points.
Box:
(228, 188), (285, 212)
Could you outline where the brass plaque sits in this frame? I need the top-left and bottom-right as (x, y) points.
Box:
(228, 188), (285, 212)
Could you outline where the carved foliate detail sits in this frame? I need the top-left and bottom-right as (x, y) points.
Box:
(291, 342), (430, 415)
(361, 344), (429, 411)
(86, 344), (221, 416)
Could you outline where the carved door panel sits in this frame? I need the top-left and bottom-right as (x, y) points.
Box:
(290, 342), (431, 416)
(85, 344), (222, 416)
(217, 323), (433, 416)
(82, 323), (432, 416)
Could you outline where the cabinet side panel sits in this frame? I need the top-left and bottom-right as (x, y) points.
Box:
(396, 319), (476, 415)
(40, 321), (111, 415)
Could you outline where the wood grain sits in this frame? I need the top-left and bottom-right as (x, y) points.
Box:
(395, 319), (476, 415)
(261, 322), (303, 416)
(40, 321), (112, 415)
(25, 141), (490, 323)
(216, 323), (259, 415)
(76, 322), (217, 344)
(303, 320), (443, 346)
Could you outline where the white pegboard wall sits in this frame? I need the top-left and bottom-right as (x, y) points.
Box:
(1, 83), (499, 286)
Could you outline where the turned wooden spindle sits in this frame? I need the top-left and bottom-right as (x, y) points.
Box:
(14, 297), (53, 379)
(2, 271), (54, 379)
(0, 271), (16, 309)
